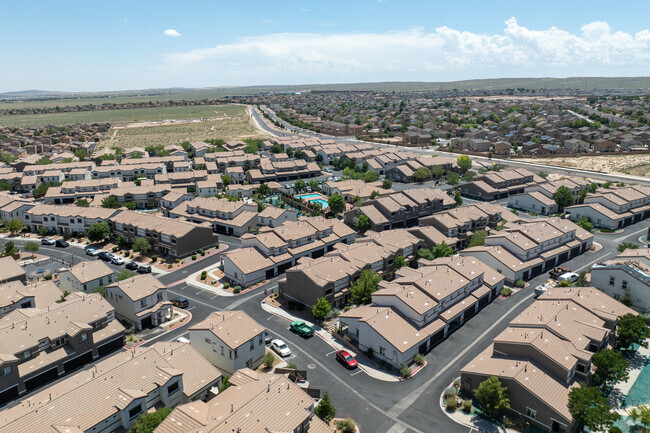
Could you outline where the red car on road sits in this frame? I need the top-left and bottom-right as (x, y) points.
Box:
(335, 350), (358, 369)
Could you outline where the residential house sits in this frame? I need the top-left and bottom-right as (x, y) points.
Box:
(104, 274), (172, 331)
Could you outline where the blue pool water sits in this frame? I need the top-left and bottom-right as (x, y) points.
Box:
(295, 193), (323, 200)
(295, 194), (330, 208)
(624, 356), (650, 408)
(310, 199), (329, 208)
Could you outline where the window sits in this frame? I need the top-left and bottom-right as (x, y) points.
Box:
(167, 381), (180, 396)
(250, 339), (255, 351)
(379, 346), (386, 356)
(622, 280), (628, 290)
(204, 338), (211, 344)
(229, 350), (233, 359)
(258, 334), (263, 346)
(157, 293), (163, 302)
(128, 405), (143, 420)
(22, 350), (30, 360)
(526, 407), (537, 419)
(140, 299), (147, 308)
(78, 333), (88, 343)
(221, 346), (225, 356)
(54, 337), (65, 347)
(609, 276), (615, 286)
(234, 349), (238, 359)
(0, 366), (11, 378)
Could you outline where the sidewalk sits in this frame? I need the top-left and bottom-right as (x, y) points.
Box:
(261, 300), (399, 382)
(185, 266), (233, 296)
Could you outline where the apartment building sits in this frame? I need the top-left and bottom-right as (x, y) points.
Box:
(221, 216), (356, 287)
(0, 257), (27, 284)
(0, 280), (62, 319)
(460, 168), (540, 200)
(24, 204), (119, 235)
(109, 210), (218, 257)
(91, 162), (167, 180)
(0, 292), (124, 405)
(155, 170), (209, 187)
(104, 183), (173, 209)
(247, 158), (321, 183)
(0, 342), (222, 433)
(105, 274), (172, 331)
(343, 188), (455, 232)
(339, 256), (504, 368)
(43, 178), (121, 204)
(166, 197), (259, 236)
(565, 185), (650, 230)
(189, 311), (266, 374)
(322, 179), (392, 203)
(58, 260), (114, 293)
(461, 287), (634, 433)
(279, 229), (424, 308)
(591, 248), (650, 312)
(154, 368), (334, 433)
(22, 161), (95, 177)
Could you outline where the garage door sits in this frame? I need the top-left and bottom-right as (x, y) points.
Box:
(141, 315), (153, 329)
(63, 351), (93, 374)
(24, 367), (59, 393)
(0, 386), (18, 406)
(98, 337), (125, 357)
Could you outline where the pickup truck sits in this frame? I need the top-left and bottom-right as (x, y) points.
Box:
(290, 321), (315, 338)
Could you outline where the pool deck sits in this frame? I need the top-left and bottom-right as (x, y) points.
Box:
(609, 338), (650, 413)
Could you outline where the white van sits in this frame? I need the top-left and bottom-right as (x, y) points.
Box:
(557, 272), (579, 284)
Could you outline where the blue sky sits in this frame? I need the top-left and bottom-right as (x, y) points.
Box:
(2, 0), (649, 92)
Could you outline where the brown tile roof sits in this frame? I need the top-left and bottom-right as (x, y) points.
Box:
(63, 260), (113, 284)
(190, 311), (264, 350)
(106, 273), (166, 301)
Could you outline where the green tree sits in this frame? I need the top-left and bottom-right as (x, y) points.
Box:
(38, 226), (49, 236)
(257, 183), (270, 196)
(474, 376), (510, 418)
(468, 230), (488, 247)
(271, 144), (282, 153)
(294, 179), (306, 193)
(454, 190), (463, 207)
(617, 313), (650, 350)
(87, 222), (110, 242)
(592, 349), (630, 387)
(446, 172), (460, 185)
(394, 255), (407, 269)
(308, 179), (319, 191)
(35, 158), (52, 165)
(576, 217), (594, 232)
(5, 218), (24, 236)
(431, 165), (445, 178)
(24, 241), (39, 258)
(369, 190), (380, 199)
(75, 198), (90, 207)
(463, 171), (475, 182)
(617, 242), (640, 252)
(219, 375), (231, 392)
(33, 182), (49, 198)
(363, 170), (379, 183)
(127, 407), (172, 433)
(382, 178), (393, 189)
(3, 241), (18, 256)
(101, 195), (120, 209)
(603, 181), (612, 189)
(0, 180), (12, 191)
(537, 171), (549, 179)
(314, 391), (336, 423)
(116, 270), (137, 281)
(413, 166), (431, 182)
(74, 149), (86, 160)
(294, 149), (303, 158)
(456, 154), (472, 171)
(312, 297), (331, 320)
(356, 214), (371, 233)
(123, 201), (137, 210)
(349, 269), (382, 305)
(328, 194), (345, 215)
(133, 237), (151, 255)
(587, 182), (599, 193)
(568, 383), (620, 432)
(222, 174), (231, 187)
(553, 185), (574, 210)
(574, 271), (589, 287)
(432, 241), (454, 258)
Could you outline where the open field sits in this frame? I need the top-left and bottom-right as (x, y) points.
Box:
(518, 154), (650, 177)
(0, 104), (244, 128)
(100, 108), (266, 149)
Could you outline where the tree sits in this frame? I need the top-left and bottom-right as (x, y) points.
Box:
(312, 297), (331, 320)
(553, 185), (574, 210)
(587, 182), (599, 193)
(574, 271), (589, 287)
(222, 174), (231, 187)
(33, 182), (49, 198)
(462, 171), (475, 182)
(617, 313), (650, 350)
(127, 407), (172, 433)
(294, 149), (303, 158)
(116, 270), (136, 281)
(394, 255), (407, 269)
(38, 226), (49, 236)
(314, 391), (336, 423)
(3, 241), (18, 256)
(363, 170), (379, 183)
(369, 190), (380, 199)
(446, 172), (460, 185)
(382, 178), (393, 189)
(24, 241), (39, 258)
(133, 237), (151, 255)
(123, 201), (137, 210)
(0, 180), (12, 191)
(349, 269), (382, 305)
(101, 195), (120, 209)
(617, 242), (639, 252)
(468, 230), (488, 247)
(454, 191), (463, 207)
(271, 144), (282, 153)
(257, 183), (270, 196)
(75, 198), (90, 207)
(431, 165), (445, 178)
(413, 166), (431, 182)
(568, 383), (620, 432)
(5, 218), (24, 236)
(456, 154), (472, 171)
(474, 376), (510, 418)
(432, 241), (454, 258)
(592, 349), (630, 387)
(74, 149), (86, 160)
(294, 179), (306, 193)
(356, 214), (371, 233)
(576, 217), (594, 232)
(308, 179), (319, 191)
(603, 181), (612, 189)
(328, 194), (345, 215)
(87, 222), (110, 242)
(537, 171), (549, 179)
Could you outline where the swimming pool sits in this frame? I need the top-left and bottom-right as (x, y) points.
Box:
(295, 193), (323, 200)
(310, 198), (329, 208)
(623, 356), (650, 408)
(295, 193), (330, 208)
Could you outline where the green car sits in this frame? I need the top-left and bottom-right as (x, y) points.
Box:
(290, 320), (315, 338)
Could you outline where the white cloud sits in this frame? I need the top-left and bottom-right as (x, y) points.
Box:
(160, 18), (650, 84)
(163, 29), (182, 37)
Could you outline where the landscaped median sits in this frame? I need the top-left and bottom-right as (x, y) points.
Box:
(123, 308), (192, 349)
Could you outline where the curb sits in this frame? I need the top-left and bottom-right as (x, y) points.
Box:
(399, 361), (427, 381)
(588, 242), (603, 253)
(123, 309), (193, 349)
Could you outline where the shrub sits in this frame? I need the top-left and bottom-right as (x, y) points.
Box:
(501, 287), (512, 297)
(343, 305), (351, 312)
(462, 399), (473, 413)
(223, 282), (230, 289)
(191, 255), (197, 260)
(200, 271), (207, 280)
(336, 418), (357, 433)
(151, 255), (157, 263)
(414, 353), (425, 366)
(446, 397), (458, 411)
(444, 387), (458, 399)
(168, 264), (173, 269)
(44, 273), (53, 280)
(514, 279), (525, 288)
(400, 365), (412, 378)
(200, 249), (205, 256)
(233, 286), (241, 294)
(174, 258), (180, 263)
(453, 378), (461, 388)
(262, 352), (275, 369)
(112, 246), (119, 252)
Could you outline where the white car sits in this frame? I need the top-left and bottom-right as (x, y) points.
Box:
(85, 247), (100, 256)
(271, 339), (291, 357)
(176, 336), (190, 343)
(111, 256), (125, 265)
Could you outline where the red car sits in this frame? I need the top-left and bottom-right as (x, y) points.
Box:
(335, 350), (358, 369)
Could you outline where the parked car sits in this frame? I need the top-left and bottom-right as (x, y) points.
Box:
(55, 239), (69, 248)
(41, 238), (56, 245)
(289, 320), (315, 338)
(271, 339), (291, 357)
(264, 331), (272, 344)
(557, 272), (579, 284)
(111, 256), (125, 265)
(98, 251), (113, 261)
(335, 350), (358, 369)
(172, 297), (189, 309)
(125, 261), (139, 270)
(85, 247), (99, 256)
(137, 264), (152, 274)
(176, 336), (190, 343)
(549, 266), (571, 280)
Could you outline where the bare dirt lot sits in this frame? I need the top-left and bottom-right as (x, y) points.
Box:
(518, 154), (650, 177)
